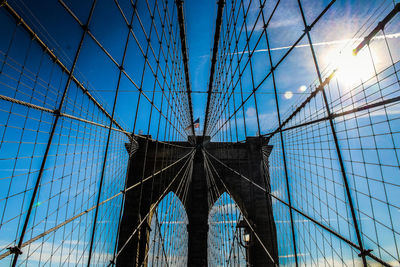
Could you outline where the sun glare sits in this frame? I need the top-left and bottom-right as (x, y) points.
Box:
(332, 47), (374, 87)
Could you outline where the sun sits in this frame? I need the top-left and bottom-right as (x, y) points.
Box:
(332, 46), (375, 87)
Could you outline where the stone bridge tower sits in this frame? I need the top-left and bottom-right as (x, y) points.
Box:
(116, 136), (278, 266)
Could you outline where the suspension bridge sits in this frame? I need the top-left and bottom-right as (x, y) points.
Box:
(0, 0), (399, 266)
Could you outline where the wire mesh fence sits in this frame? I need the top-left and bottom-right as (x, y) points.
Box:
(0, 0), (192, 265)
(0, 0), (399, 266)
(205, 0), (400, 266)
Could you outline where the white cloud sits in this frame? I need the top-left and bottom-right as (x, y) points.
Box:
(9, 240), (113, 265)
(245, 107), (257, 117)
(234, 33), (400, 56)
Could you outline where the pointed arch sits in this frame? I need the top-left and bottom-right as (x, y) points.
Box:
(147, 191), (188, 267)
(208, 192), (247, 266)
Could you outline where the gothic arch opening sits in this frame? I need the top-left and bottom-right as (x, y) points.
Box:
(147, 192), (188, 267)
(208, 192), (247, 266)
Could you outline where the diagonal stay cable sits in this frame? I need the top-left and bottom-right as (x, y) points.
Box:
(0, 93), (131, 135)
(204, 148), (392, 267)
(0, 88), (191, 149)
(109, 151), (194, 265)
(203, 152), (228, 263)
(204, 149), (274, 265)
(226, 222), (243, 265)
(58, 0), (191, 139)
(0, 149), (194, 261)
(1, 2), (129, 137)
(204, 149), (266, 192)
(176, 0), (195, 136)
(202, 149), (278, 266)
(208, 0), (337, 137)
(138, 149), (193, 267)
(203, 148), (246, 266)
(203, 0), (225, 136)
(152, 212), (171, 267)
(138, 166), (189, 267)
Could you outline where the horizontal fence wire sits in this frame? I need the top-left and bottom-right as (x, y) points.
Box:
(0, 0), (193, 265)
(205, 0), (400, 266)
(0, 0), (399, 266)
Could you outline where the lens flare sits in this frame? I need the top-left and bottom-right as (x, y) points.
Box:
(298, 85), (307, 92)
(284, 91), (293, 99)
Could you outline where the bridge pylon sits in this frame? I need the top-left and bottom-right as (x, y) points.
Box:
(116, 136), (278, 266)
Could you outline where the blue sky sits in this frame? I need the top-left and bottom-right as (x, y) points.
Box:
(184, 0), (400, 137)
(0, 0), (400, 266)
